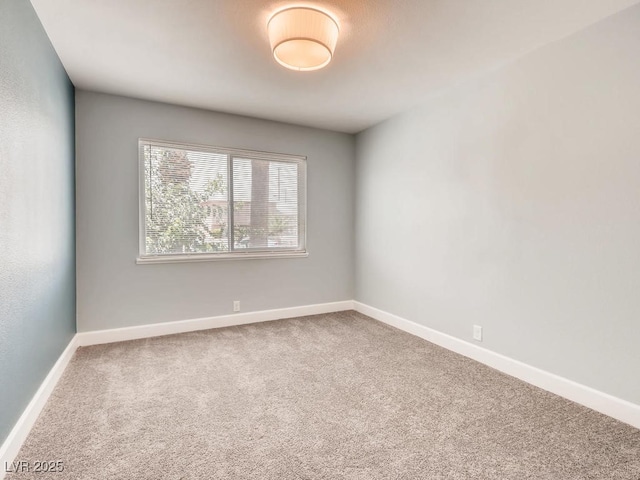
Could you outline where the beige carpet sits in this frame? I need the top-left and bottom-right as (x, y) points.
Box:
(6, 311), (640, 479)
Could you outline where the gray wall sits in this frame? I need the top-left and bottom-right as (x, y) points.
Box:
(355, 5), (640, 404)
(75, 91), (355, 332)
(0, 0), (76, 444)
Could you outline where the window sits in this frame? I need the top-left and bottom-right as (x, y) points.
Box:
(137, 139), (307, 263)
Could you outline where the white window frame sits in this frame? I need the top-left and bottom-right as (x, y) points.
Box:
(137, 138), (308, 264)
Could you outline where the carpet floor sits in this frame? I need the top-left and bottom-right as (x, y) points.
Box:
(6, 311), (640, 479)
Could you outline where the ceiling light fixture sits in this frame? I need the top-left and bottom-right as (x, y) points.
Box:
(267, 6), (339, 72)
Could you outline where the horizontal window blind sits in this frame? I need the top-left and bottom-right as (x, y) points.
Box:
(140, 139), (306, 259)
(232, 157), (301, 250)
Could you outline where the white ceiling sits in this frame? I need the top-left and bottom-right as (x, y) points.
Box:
(31, 0), (639, 133)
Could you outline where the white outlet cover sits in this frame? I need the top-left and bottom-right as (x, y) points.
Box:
(473, 325), (482, 341)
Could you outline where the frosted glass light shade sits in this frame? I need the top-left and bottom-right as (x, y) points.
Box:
(268, 7), (339, 71)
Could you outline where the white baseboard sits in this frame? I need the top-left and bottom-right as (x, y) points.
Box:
(76, 300), (354, 346)
(353, 301), (640, 430)
(0, 335), (79, 478)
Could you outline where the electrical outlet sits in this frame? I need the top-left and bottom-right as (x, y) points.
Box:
(233, 300), (240, 312)
(473, 325), (482, 342)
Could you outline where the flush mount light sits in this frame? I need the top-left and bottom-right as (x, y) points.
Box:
(267, 6), (339, 71)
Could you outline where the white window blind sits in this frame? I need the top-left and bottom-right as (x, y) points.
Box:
(138, 139), (306, 263)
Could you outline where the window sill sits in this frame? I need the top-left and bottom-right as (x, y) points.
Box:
(136, 251), (309, 264)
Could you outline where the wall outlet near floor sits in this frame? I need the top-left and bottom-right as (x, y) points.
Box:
(473, 325), (483, 342)
(233, 301), (240, 312)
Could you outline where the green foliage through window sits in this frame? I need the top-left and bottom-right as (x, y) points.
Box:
(140, 141), (306, 258)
